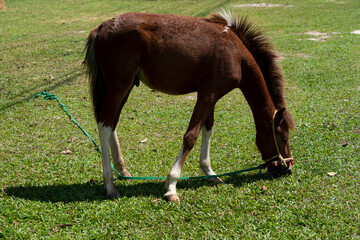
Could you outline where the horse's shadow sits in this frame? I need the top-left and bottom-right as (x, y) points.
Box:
(5, 173), (272, 203)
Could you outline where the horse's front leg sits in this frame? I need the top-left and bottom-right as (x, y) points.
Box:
(164, 145), (188, 202)
(164, 93), (218, 202)
(199, 126), (223, 183)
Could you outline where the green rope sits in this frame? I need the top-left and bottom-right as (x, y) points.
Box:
(35, 91), (263, 181)
(35, 91), (101, 152)
(117, 165), (262, 180)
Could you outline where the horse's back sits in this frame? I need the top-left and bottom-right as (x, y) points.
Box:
(93, 12), (247, 95)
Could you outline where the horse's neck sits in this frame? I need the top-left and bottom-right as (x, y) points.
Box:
(240, 72), (275, 131)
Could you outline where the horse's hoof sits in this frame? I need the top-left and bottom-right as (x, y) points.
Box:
(208, 177), (223, 183)
(164, 192), (180, 202)
(121, 170), (131, 176)
(121, 170), (133, 181)
(107, 190), (121, 199)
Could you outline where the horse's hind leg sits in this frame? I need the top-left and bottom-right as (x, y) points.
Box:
(97, 76), (134, 198)
(98, 121), (119, 198)
(110, 130), (131, 177)
(199, 109), (223, 183)
(109, 87), (133, 178)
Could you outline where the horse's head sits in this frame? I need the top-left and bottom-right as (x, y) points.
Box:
(256, 108), (295, 178)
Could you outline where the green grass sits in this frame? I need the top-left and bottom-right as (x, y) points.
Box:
(1, 0), (359, 238)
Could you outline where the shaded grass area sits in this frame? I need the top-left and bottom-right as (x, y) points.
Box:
(1, 0), (359, 239)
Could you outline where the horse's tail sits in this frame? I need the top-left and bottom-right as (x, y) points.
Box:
(84, 28), (106, 120)
(206, 10), (286, 110)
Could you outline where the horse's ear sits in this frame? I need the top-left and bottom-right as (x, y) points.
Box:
(275, 108), (295, 130)
(274, 108), (286, 125)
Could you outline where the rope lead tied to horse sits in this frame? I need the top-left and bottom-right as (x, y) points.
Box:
(35, 91), (273, 181)
(262, 109), (294, 168)
(35, 91), (102, 152)
(35, 91), (57, 100)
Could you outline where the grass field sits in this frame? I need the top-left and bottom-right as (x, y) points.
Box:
(1, 0), (359, 239)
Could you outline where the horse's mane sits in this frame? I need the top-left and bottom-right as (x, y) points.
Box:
(205, 10), (294, 129)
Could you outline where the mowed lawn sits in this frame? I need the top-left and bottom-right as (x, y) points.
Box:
(0, 0), (359, 239)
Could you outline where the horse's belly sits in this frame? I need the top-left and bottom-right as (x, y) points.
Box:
(139, 70), (199, 95)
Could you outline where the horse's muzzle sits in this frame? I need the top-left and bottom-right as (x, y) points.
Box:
(267, 159), (293, 178)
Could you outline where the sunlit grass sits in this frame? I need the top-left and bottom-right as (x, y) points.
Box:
(1, 0), (359, 238)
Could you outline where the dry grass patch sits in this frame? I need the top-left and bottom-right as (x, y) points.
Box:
(232, 3), (293, 8)
(279, 53), (311, 60)
(0, 0), (5, 10)
(294, 31), (343, 42)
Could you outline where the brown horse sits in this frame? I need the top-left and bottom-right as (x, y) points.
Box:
(84, 10), (295, 201)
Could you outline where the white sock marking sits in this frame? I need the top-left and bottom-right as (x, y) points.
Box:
(165, 145), (184, 195)
(98, 122), (116, 194)
(200, 126), (216, 176)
